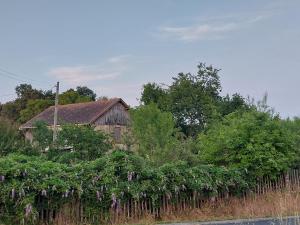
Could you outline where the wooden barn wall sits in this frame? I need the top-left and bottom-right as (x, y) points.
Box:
(93, 103), (130, 126)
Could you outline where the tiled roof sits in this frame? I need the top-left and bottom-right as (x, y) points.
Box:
(20, 98), (128, 129)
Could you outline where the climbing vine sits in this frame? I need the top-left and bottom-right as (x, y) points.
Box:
(0, 151), (248, 224)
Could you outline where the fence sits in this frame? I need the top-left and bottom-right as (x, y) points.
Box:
(255, 169), (300, 195)
(21, 169), (300, 224)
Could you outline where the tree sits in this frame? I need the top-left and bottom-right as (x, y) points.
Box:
(130, 103), (194, 165)
(0, 100), (22, 121)
(140, 63), (222, 137)
(15, 84), (44, 100)
(19, 99), (54, 123)
(0, 84), (51, 122)
(59, 89), (92, 105)
(218, 93), (250, 117)
(198, 109), (296, 179)
(140, 83), (168, 109)
(169, 63), (222, 136)
(76, 86), (97, 101)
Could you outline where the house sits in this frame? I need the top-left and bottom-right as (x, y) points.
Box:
(19, 98), (130, 143)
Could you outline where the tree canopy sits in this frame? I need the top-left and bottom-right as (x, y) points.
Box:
(140, 63), (249, 137)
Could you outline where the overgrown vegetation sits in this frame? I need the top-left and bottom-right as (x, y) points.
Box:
(0, 63), (299, 224)
(198, 110), (297, 179)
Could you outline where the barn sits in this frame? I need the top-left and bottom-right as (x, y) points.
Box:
(19, 98), (130, 143)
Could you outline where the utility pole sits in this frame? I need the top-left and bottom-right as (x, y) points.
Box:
(53, 81), (59, 143)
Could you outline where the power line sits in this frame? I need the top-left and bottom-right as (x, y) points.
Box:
(0, 71), (28, 83)
(0, 67), (44, 85)
(0, 68), (58, 101)
(0, 67), (59, 102)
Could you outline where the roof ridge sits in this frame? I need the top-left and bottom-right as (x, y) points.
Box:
(56, 98), (122, 107)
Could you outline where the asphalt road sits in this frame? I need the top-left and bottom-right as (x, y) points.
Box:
(162, 216), (300, 225)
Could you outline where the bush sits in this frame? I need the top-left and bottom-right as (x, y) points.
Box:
(198, 110), (296, 180)
(32, 123), (111, 163)
(0, 117), (23, 156)
(130, 103), (196, 165)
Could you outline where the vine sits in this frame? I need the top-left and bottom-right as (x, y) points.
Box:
(0, 151), (248, 224)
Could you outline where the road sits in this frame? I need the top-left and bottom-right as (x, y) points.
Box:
(162, 216), (300, 225)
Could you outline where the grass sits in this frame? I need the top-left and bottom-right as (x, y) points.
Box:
(115, 189), (300, 225)
(42, 189), (300, 225)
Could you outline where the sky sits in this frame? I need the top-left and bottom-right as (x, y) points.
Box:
(0, 0), (299, 118)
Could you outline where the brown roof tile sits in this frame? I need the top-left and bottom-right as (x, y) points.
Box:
(20, 98), (128, 129)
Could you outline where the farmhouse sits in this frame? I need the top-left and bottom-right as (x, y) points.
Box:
(19, 98), (130, 143)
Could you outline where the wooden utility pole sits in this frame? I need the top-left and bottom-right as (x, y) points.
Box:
(53, 81), (59, 143)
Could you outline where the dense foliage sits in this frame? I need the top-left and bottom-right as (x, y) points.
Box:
(198, 110), (296, 178)
(0, 117), (24, 156)
(0, 151), (247, 224)
(49, 124), (111, 163)
(31, 122), (111, 164)
(141, 63), (249, 136)
(130, 103), (198, 166)
(0, 62), (299, 224)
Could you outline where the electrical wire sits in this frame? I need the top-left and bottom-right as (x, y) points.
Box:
(0, 67), (57, 98)
(0, 71), (28, 83)
(0, 67), (44, 84)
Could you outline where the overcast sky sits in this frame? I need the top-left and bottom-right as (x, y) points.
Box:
(0, 0), (299, 118)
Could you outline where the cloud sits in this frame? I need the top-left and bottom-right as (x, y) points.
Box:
(157, 13), (271, 42)
(48, 55), (131, 85)
(107, 54), (131, 63)
(159, 23), (237, 41)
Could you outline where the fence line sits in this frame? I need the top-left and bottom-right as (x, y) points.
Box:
(28, 169), (300, 224)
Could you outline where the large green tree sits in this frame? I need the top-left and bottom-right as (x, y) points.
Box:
(59, 89), (93, 105)
(130, 103), (195, 165)
(140, 63), (251, 137)
(15, 84), (44, 100)
(76, 86), (97, 101)
(141, 63), (222, 136)
(0, 84), (50, 122)
(19, 99), (54, 123)
(218, 93), (250, 117)
(168, 64), (221, 136)
(140, 83), (168, 110)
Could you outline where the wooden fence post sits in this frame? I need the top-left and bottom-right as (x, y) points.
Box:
(285, 171), (290, 191)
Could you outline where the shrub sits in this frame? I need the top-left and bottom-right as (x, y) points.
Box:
(198, 110), (296, 180)
(0, 117), (23, 156)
